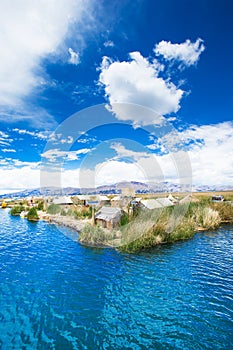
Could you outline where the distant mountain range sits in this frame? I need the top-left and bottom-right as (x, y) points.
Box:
(0, 181), (232, 198)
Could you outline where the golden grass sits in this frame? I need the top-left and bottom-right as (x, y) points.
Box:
(77, 192), (233, 253)
(119, 201), (232, 253)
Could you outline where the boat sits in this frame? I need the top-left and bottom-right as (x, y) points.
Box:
(20, 211), (28, 219)
(1, 201), (7, 209)
(211, 195), (224, 202)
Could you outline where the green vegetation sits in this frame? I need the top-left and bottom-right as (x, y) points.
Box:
(37, 200), (44, 211)
(210, 202), (233, 222)
(66, 208), (73, 216)
(187, 202), (221, 229)
(10, 205), (25, 216)
(60, 208), (67, 216)
(79, 224), (118, 246)
(47, 204), (61, 215)
(11, 193), (232, 254)
(78, 199), (233, 253)
(74, 206), (92, 219)
(119, 201), (232, 253)
(120, 213), (129, 226)
(27, 207), (39, 221)
(46, 203), (93, 219)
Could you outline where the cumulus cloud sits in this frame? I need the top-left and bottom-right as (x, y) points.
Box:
(180, 122), (233, 185)
(99, 51), (184, 125)
(154, 38), (205, 66)
(95, 160), (147, 186)
(68, 48), (80, 65)
(148, 121), (233, 186)
(0, 0), (91, 124)
(1, 121), (232, 193)
(0, 165), (40, 191)
(0, 158), (41, 192)
(109, 142), (180, 184)
(93, 121), (233, 187)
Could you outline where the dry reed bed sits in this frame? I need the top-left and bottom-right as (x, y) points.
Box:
(79, 201), (233, 253)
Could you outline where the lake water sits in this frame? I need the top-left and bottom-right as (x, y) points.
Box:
(0, 208), (232, 349)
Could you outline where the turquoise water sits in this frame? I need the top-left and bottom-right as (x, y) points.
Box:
(0, 209), (233, 349)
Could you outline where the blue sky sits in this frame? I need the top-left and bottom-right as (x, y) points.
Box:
(0, 0), (232, 192)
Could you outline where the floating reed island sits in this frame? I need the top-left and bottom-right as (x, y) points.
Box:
(79, 200), (233, 253)
(8, 193), (233, 253)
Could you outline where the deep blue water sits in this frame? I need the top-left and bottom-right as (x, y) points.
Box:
(0, 209), (233, 350)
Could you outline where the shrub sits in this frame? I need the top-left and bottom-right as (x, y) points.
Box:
(79, 224), (117, 246)
(193, 206), (221, 229)
(78, 198), (232, 254)
(27, 207), (39, 221)
(119, 208), (195, 253)
(73, 210), (81, 219)
(202, 207), (221, 228)
(37, 200), (44, 211)
(60, 208), (67, 216)
(10, 205), (25, 216)
(167, 217), (195, 242)
(210, 202), (233, 222)
(47, 204), (61, 215)
(79, 207), (92, 219)
(120, 213), (129, 226)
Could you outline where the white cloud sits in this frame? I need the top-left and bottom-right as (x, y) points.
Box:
(104, 40), (114, 47)
(79, 121), (233, 188)
(0, 166), (40, 191)
(180, 122), (233, 185)
(148, 121), (233, 186)
(68, 48), (80, 65)
(95, 160), (147, 186)
(110, 142), (151, 161)
(76, 136), (97, 144)
(154, 38), (205, 66)
(0, 107), (57, 129)
(0, 157), (39, 169)
(110, 142), (174, 183)
(0, 131), (9, 138)
(0, 0), (92, 124)
(48, 132), (74, 144)
(0, 132), (12, 147)
(13, 128), (48, 140)
(0, 159), (41, 191)
(1, 121), (232, 194)
(77, 154), (176, 188)
(99, 52), (184, 125)
(1, 149), (16, 153)
(41, 148), (90, 162)
(95, 121), (233, 186)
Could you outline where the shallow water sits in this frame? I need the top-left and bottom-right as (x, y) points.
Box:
(0, 209), (232, 349)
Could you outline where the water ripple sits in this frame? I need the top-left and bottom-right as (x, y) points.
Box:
(0, 209), (232, 349)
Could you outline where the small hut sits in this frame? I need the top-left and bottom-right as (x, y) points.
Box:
(76, 195), (90, 206)
(98, 195), (111, 206)
(168, 193), (178, 204)
(95, 206), (122, 229)
(140, 198), (174, 210)
(156, 197), (174, 207)
(141, 199), (163, 210)
(53, 196), (73, 206)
